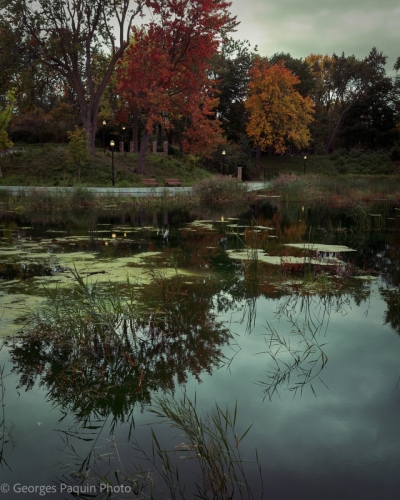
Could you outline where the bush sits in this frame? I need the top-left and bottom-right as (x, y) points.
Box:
(70, 187), (96, 207)
(329, 149), (393, 175)
(193, 175), (248, 203)
(391, 146), (400, 161)
(67, 127), (90, 180)
(116, 179), (132, 188)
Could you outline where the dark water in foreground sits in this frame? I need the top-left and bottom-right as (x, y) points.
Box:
(0, 199), (400, 499)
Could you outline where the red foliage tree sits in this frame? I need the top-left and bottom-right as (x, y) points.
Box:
(116, 0), (237, 173)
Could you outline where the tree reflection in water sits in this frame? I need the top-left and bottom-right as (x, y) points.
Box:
(8, 271), (234, 434)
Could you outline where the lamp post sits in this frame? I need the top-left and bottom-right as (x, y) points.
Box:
(303, 155), (307, 175)
(222, 150), (226, 174)
(110, 140), (115, 186)
(102, 120), (106, 153)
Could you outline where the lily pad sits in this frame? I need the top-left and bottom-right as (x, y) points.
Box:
(283, 243), (356, 253)
(227, 249), (345, 266)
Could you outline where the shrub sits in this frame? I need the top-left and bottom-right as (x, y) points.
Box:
(193, 174), (248, 203)
(70, 187), (96, 207)
(67, 126), (90, 181)
(391, 146), (400, 161)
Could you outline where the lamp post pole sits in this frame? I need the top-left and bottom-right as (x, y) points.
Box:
(110, 140), (115, 186)
(103, 120), (106, 153)
(303, 155), (307, 175)
(222, 150), (226, 174)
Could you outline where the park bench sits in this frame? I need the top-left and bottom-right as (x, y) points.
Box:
(141, 179), (158, 187)
(164, 178), (181, 186)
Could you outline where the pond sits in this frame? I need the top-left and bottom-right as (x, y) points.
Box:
(0, 198), (400, 499)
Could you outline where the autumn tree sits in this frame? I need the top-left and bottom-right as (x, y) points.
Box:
(268, 52), (316, 98)
(0, 0), (145, 154)
(245, 58), (314, 165)
(116, 0), (237, 174)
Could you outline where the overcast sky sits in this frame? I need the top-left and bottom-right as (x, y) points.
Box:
(228, 0), (400, 72)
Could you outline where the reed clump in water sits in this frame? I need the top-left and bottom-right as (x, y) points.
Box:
(58, 393), (264, 499)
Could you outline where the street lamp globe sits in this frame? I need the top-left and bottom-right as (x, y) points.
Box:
(110, 140), (115, 148)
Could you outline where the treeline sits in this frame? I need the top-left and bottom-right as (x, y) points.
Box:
(0, 0), (399, 172)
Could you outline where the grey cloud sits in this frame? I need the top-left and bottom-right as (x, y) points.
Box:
(230, 0), (400, 71)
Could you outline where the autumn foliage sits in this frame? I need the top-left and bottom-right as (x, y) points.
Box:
(116, 0), (237, 172)
(245, 59), (314, 155)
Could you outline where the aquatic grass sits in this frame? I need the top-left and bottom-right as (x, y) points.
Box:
(138, 392), (263, 499)
(29, 268), (138, 357)
(57, 395), (263, 499)
(255, 293), (347, 400)
(0, 347), (15, 471)
(12, 269), (234, 428)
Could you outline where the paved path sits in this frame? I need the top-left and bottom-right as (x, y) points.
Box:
(0, 182), (269, 197)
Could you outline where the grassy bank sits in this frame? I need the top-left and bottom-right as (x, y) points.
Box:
(269, 174), (400, 205)
(0, 175), (253, 214)
(0, 143), (210, 187)
(249, 149), (398, 179)
(0, 144), (398, 187)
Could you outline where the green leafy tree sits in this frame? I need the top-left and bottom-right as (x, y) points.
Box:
(0, 89), (15, 177)
(0, 0), (145, 154)
(339, 76), (399, 149)
(67, 126), (89, 181)
(210, 38), (257, 142)
(306, 48), (390, 153)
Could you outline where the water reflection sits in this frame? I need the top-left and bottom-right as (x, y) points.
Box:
(8, 277), (233, 433)
(2, 200), (400, 498)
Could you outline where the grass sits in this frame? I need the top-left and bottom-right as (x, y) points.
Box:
(57, 393), (263, 499)
(1, 144), (398, 187)
(269, 173), (400, 205)
(0, 346), (14, 471)
(253, 149), (397, 178)
(0, 143), (211, 187)
(0, 186), (202, 213)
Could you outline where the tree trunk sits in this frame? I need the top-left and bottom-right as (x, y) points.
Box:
(132, 109), (139, 151)
(137, 128), (150, 174)
(255, 145), (261, 167)
(81, 100), (102, 156)
(325, 102), (354, 154)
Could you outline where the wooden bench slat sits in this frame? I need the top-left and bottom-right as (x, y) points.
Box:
(141, 179), (158, 186)
(165, 178), (181, 186)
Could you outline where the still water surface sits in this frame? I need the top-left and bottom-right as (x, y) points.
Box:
(0, 199), (400, 499)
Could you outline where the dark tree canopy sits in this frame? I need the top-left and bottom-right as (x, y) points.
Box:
(0, 0), (144, 153)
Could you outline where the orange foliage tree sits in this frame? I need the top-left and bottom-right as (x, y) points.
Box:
(245, 59), (314, 165)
